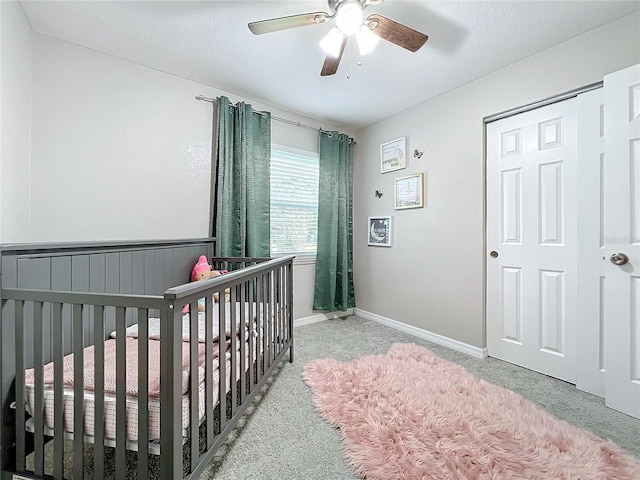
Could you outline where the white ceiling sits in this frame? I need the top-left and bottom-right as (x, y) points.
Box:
(19, 0), (640, 131)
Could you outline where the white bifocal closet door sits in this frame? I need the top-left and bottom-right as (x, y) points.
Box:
(603, 63), (640, 419)
(487, 100), (577, 383)
(576, 88), (606, 398)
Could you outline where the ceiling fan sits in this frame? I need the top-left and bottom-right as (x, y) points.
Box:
(248, 0), (428, 77)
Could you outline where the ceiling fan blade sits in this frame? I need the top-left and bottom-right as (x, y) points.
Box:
(248, 12), (330, 35)
(366, 14), (428, 52)
(320, 36), (347, 76)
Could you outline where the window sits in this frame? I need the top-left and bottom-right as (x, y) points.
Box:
(270, 146), (319, 261)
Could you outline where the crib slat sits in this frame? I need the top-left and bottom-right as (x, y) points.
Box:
(205, 295), (214, 449)
(276, 267), (285, 354)
(272, 271), (276, 361)
(262, 275), (268, 374)
(33, 301), (45, 476)
(0, 300), (2, 475)
(94, 305), (106, 478)
(282, 265), (287, 351)
(159, 306), (184, 480)
(52, 302), (65, 480)
(287, 261), (294, 363)
(72, 303), (84, 480)
(229, 287), (237, 417)
(255, 278), (262, 383)
(270, 272), (274, 360)
(269, 273), (274, 364)
(218, 298), (226, 432)
(272, 270), (278, 358)
(248, 279), (255, 389)
(266, 273), (272, 367)
(115, 306), (127, 479)
(15, 300), (25, 472)
(283, 265), (288, 352)
(239, 283), (246, 404)
(189, 303), (199, 471)
(137, 308), (149, 479)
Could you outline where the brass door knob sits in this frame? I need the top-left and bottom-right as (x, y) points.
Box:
(490, 251), (499, 258)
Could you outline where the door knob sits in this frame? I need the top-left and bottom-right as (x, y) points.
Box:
(490, 251), (499, 258)
(610, 252), (629, 265)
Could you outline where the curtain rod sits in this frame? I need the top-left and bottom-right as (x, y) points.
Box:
(195, 94), (340, 137)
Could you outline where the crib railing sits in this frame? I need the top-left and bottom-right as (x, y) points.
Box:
(0, 255), (294, 480)
(161, 255), (294, 479)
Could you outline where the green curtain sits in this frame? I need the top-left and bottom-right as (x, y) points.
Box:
(214, 96), (271, 257)
(313, 130), (356, 311)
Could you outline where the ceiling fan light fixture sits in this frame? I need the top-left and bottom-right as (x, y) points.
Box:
(248, 1), (430, 77)
(356, 23), (380, 55)
(320, 27), (345, 57)
(336, 1), (363, 36)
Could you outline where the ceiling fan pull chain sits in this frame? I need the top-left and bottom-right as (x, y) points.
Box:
(347, 36), (352, 79)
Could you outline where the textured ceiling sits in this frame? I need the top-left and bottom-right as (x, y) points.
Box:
(19, 0), (640, 131)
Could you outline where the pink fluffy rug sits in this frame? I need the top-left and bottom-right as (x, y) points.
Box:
(302, 343), (640, 480)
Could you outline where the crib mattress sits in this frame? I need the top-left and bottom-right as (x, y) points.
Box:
(24, 346), (252, 443)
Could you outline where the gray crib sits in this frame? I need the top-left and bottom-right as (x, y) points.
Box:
(0, 238), (294, 479)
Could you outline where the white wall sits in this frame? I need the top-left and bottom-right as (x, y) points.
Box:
(353, 12), (640, 348)
(1, 0), (33, 242)
(29, 35), (212, 242)
(27, 36), (345, 245)
(29, 34), (341, 245)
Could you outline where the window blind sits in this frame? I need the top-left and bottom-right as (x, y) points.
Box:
(270, 148), (319, 258)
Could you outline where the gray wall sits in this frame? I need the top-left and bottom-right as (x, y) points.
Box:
(352, 12), (640, 349)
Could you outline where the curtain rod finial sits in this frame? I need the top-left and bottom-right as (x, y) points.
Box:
(196, 95), (214, 103)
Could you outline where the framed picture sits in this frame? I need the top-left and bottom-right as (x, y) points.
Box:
(380, 137), (406, 173)
(367, 216), (392, 247)
(395, 173), (424, 210)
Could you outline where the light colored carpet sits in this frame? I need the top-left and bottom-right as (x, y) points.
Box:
(201, 316), (640, 479)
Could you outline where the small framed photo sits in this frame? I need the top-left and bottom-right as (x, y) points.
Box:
(367, 216), (392, 247)
(380, 137), (406, 173)
(395, 173), (424, 210)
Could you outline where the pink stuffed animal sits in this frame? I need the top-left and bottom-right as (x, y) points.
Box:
(182, 256), (228, 314)
(191, 255), (216, 282)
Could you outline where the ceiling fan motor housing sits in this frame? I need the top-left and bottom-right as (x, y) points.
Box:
(336, 1), (364, 35)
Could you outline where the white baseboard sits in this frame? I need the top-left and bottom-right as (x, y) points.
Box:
(294, 308), (354, 327)
(355, 308), (487, 359)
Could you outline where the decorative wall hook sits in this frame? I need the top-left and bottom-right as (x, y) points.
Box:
(413, 148), (424, 159)
(375, 190), (383, 198)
